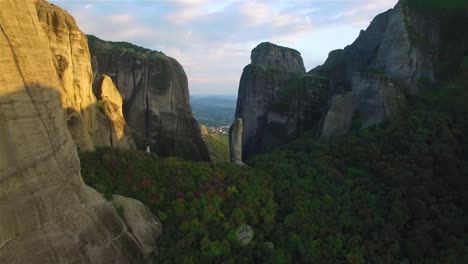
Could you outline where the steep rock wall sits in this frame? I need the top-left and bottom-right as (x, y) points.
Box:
(35, 0), (135, 150)
(0, 1), (155, 262)
(88, 35), (210, 161)
(234, 42), (329, 160)
(94, 75), (136, 149)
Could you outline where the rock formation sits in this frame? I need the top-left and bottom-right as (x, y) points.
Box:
(234, 42), (329, 160)
(233, 1), (468, 160)
(199, 125), (208, 136)
(0, 0), (157, 262)
(35, 0), (135, 150)
(94, 75), (136, 148)
(314, 1), (467, 135)
(229, 118), (244, 165)
(35, 0), (98, 150)
(88, 35), (210, 161)
(321, 93), (355, 137)
(112, 195), (163, 259)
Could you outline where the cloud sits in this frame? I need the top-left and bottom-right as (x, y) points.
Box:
(50, 0), (398, 95)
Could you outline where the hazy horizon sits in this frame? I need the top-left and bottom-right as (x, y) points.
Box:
(51, 0), (398, 95)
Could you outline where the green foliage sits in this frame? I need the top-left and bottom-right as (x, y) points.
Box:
(272, 74), (328, 114)
(79, 149), (276, 262)
(80, 70), (467, 263)
(203, 133), (230, 163)
(248, 70), (468, 263)
(462, 56), (468, 71)
(405, 0), (468, 10)
(87, 34), (166, 60)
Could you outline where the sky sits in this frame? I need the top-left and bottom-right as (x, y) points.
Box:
(50, 0), (398, 95)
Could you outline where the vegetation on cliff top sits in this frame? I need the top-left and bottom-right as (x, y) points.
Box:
(87, 34), (166, 60)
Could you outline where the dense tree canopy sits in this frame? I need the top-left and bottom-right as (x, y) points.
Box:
(80, 66), (467, 263)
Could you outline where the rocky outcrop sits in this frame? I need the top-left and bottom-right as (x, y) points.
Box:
(229, 118), (244, 165)
(35, 0), (136, 151)
(234, 1), (468, 161)
(36, 0), (98, 151)
(94, 75), (135, 149)
(312, 0), (468, 138)
(234, 42), (330, 160)
(351, 72), (407, 129)
(200, 125), (208, 136)
(112, 195), (163, 259)
(88, 35), (210, 161)
(321, 92), (355, 137)
(0, 1), (157, 262)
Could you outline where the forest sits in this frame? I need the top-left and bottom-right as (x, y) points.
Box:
(79, 59), (467, 263)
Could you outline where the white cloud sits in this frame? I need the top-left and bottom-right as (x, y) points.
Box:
(50, 0), (398, 95)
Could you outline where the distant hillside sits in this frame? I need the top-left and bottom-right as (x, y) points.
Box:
(191, 95), (237, 127)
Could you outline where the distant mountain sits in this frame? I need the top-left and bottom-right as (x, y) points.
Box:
(191, 95), (237, 127)
(191, 95), (237, 108)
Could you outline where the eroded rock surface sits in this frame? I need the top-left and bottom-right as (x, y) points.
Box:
(229, 118), (244, 165)
(0, 1), (156, 262)
(112, 195), (162, 259)
(234, 42), (329, 160)
(94, 75), (135, 149)
(321, 93), (355, 137)
(36, 0), (98, 151)
(88, 35), (210, 161)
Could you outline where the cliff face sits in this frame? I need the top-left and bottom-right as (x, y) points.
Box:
(234, 1), (468, 160)
(94, 75), (136, 149)
(314, 1), (468, 136)
(234, 42), (329, 160)
(35, 0), (134, 150)
(88, 36), (210, 161)
(0, 1), (156, 262)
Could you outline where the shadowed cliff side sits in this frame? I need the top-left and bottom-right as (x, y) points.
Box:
(234, 42), (330, 161)
(0, 1), (158, 262)
(88, 35), (210, 162)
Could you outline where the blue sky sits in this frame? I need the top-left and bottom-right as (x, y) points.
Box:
(51, 0), (398, 95)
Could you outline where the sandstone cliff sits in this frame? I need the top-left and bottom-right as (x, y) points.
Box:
(234, 42), (329, 160)
(88, 35), (210, 161)
(94, 75), (136, 149)
(35, 0), (134, 150)
(0, 1), (157, 262)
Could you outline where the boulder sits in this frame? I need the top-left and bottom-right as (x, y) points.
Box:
(112, 195), (163, 258)
(236, 224), (254, 246)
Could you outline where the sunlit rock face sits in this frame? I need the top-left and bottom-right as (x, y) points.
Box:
(35, 0), (99, 151)
(35, 0), (136, 150)
(0, 1), (155, 262)
(88, 35), (210, 161)
(94, 75), (136, 149)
